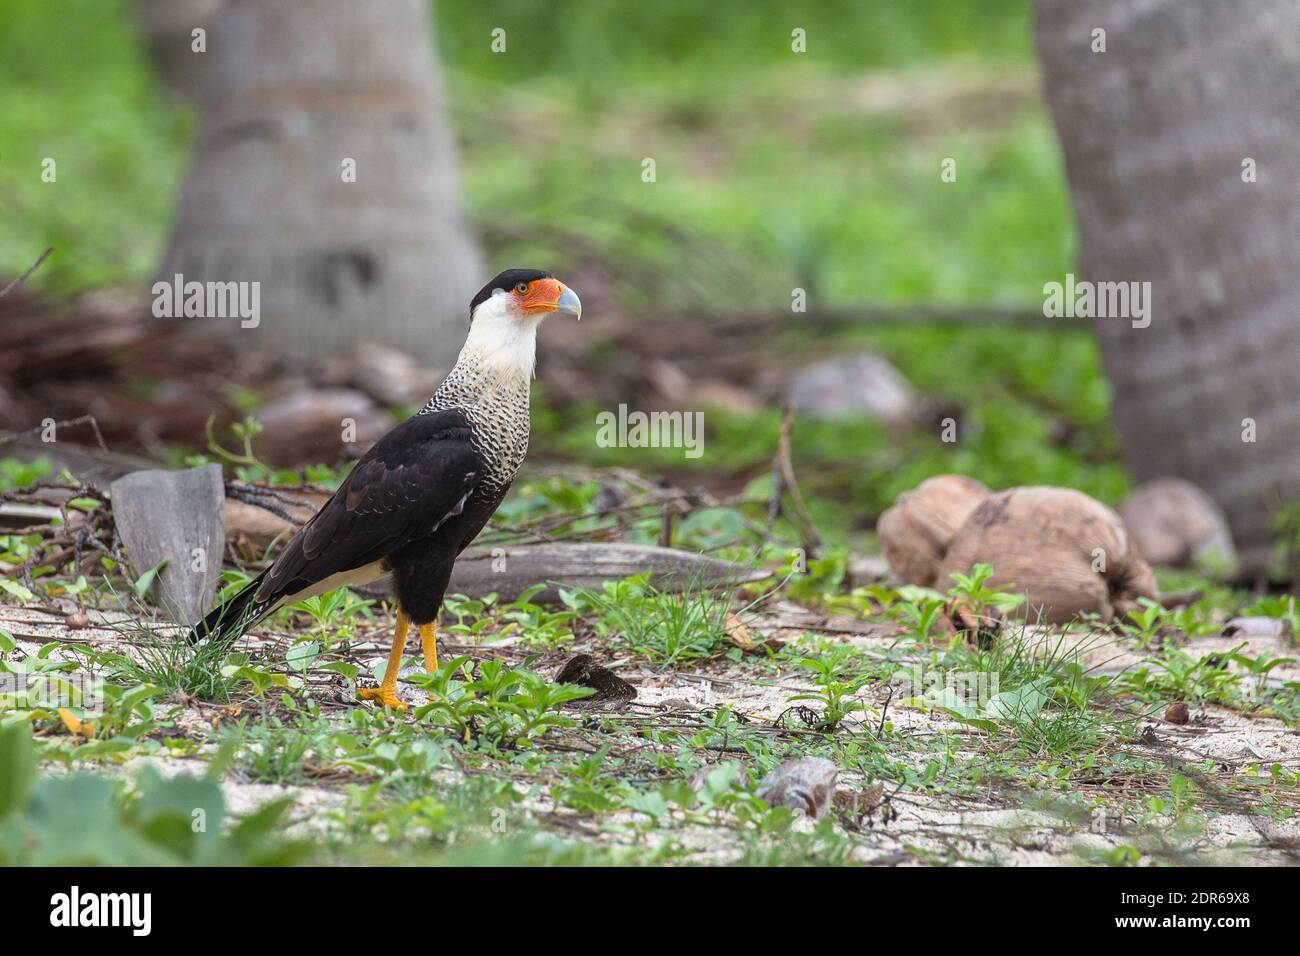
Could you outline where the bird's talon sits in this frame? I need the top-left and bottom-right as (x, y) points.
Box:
(357, 686), (407, 711)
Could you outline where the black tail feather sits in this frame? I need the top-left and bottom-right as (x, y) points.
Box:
(187, 575), (272, 645)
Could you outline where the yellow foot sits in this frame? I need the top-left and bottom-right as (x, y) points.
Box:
(357, 686), (407, 711)
(359, 610), (412, 710)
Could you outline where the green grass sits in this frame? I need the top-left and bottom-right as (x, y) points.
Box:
(3, 554), (1296, 865)
(573, 573), (735, 667)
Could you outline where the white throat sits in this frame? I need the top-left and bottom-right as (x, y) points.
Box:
(456, 294), (540, 383)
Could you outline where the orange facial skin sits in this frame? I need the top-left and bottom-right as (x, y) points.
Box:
(514, 277), (567, 315)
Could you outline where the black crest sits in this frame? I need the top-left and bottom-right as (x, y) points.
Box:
(469, 268), (555, 317)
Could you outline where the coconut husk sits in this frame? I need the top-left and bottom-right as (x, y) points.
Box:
(1117, 477), (1237, 572)
(936, 486), (1159, 624)
(877, 474), (991, 587)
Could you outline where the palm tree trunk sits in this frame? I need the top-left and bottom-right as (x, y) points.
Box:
(1034, 0), (1300, 577)
(134, 0), (225, 100)
(158, 0), (482, 369)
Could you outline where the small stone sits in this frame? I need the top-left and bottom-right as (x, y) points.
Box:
(756, 757), (839, 820)
(64, 610), (89, 629)
(784, 353), (917, 424)
(1222, 617), (1292, 640)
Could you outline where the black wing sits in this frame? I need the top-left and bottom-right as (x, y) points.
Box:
(255, 408), (483, 605)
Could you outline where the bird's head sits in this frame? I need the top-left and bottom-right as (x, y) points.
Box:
(469, 269), (581, 327)
(460, 269), (580, 380)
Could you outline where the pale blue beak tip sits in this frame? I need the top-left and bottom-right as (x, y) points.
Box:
(555, 286), (582, 319)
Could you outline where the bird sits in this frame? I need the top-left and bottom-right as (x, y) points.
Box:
(188, 269), (581, 710)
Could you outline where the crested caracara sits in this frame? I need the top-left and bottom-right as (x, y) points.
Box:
(189, 270), (581, 709)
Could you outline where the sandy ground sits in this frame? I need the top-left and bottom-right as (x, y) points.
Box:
(4, 596), (1298, 865)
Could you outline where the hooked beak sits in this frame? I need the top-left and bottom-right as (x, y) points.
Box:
(553, 285), (582, 319)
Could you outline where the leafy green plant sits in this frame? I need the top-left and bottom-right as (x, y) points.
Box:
(1115, 646), (1247, 707)
(890, 587), (947, 642)
(412, 658), (592, 748)
(500, 586), (579, 649)
(0, 456), (54, 492)
(1122, 597), (1170, 649)
(443, 592), (503, 645)
(573, 573), (732, 666)
(946, 563), (1026, 615)
(444, 587), (580, 650)
(220, 652), (303, 698)
(788, 644), (875, 731)
(203, 415), (346, 486)
(907, 624), (1115, 752)
(784, 549), (849, 604)
(0, 723), (308, 865)
(289, 587), (375, 642)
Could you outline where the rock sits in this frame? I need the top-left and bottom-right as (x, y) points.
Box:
(846, 553), (891, 587)
(755, 757), (839, 820)
(109, 464), (225, 626)
(1222, 617), (1292, 640)
(785, 353), (917, 424)
(936, 486), (1159, 625)
(878, 475), (991, 587)
(1118, 478), (1237, 572)
(319, 343), (444, 406)
(251, 388), (395, 466)
(688, 382), (763, 415)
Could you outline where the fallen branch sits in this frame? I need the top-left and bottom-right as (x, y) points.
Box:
(381, 542), (773, 603)
(682, 302), (1054, 331)
(0, 414), (110, 453)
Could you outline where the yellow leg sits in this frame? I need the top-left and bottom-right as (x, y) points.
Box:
(420, 622), (439, 700)
(358, 611), (410, 711)
(420, 622), (438, 671)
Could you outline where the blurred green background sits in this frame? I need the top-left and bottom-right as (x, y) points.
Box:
(0, 0), (1121, 543)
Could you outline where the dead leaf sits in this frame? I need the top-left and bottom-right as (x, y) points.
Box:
(725, 612), (781, 654)
(58, 708), (95, 738)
